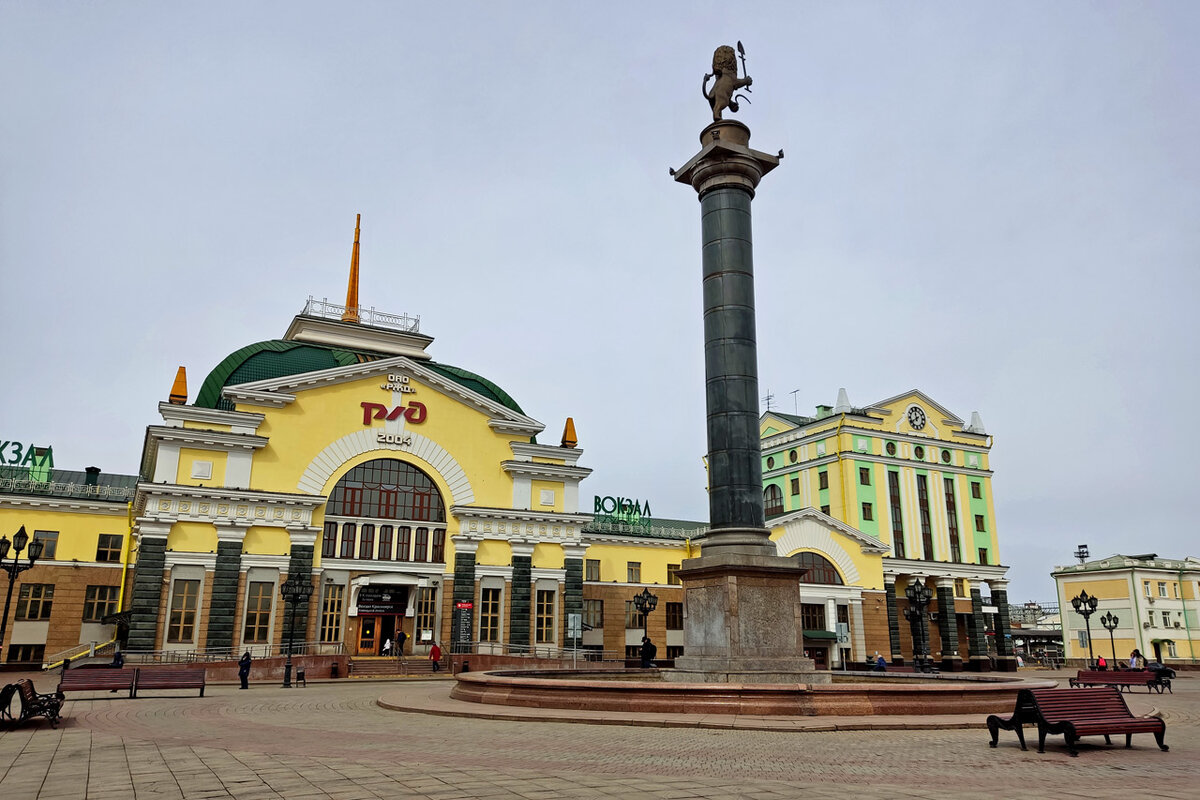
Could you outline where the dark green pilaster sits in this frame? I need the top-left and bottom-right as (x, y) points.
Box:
(283, 545), (314, 651)
(451, 551), (476, 652)
(563, 558), (583, 646)
(205, 540), (243, 653)
(936, 585), (961, 671)
(884, 581), (902, 664)
(510, 555), (532, 649)
(992, 587), (1016, 671)
(127, 537), (167, 651)
(967, 588), (990, 671)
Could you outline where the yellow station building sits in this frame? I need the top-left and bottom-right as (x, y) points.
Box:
(1, 224), (1018, 672)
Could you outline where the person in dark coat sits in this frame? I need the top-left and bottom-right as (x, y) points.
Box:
(396, 629), (408, 657)
(238, 651), (252, 689)
(110, 650), (125, 669)
(640, 636), (657, 668)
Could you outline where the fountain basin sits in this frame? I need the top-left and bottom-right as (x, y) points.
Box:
(450, 669), (1057, 716)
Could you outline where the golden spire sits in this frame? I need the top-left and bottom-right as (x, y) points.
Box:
(561, 417), (578, 448)
(342, 213), (361, 323)
(169, 366), (188, 405)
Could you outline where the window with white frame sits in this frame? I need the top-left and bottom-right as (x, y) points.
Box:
(1167, 641), (1178, 658)
(1158, 581), (1168, 598)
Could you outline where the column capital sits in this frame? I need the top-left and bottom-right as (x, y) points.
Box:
(509, 540), (535, 559)
(936, 577), (956, 590)
(561, 543), (588, 561)
(987, 578), (1010, 592)
(451, 534), (480, 556)
(214, 521), (250, 543)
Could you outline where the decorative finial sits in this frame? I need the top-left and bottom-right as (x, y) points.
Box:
(169, 366), (188, 405)
(342, 213), (361, 323)
(561, 417), (578, 448)
(703, 42), (753, 121)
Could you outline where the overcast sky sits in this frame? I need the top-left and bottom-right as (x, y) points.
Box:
(2, 2), (1197, 601)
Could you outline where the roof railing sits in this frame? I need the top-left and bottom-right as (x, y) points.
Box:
(0, 477), (135, 501)
(302, 296), (420, 333)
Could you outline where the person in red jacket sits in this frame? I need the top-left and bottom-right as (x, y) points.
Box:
(429, 642), (442, 672)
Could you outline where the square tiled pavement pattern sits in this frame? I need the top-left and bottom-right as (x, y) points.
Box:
(2, 668), (1197, 799)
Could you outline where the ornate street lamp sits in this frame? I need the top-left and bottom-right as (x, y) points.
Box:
(1099, 611), (1119, 667)
(0, 526), (45, 663)
(632, 587), (658, 642)
(279, 575), (313, 688)
(1070, 590), (1099, 667)
(902, 580), (934, 672)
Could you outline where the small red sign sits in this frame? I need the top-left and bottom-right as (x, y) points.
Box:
(455, 601), (473, 610)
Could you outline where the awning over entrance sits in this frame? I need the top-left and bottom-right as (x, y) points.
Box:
(803, 629), (838, 640)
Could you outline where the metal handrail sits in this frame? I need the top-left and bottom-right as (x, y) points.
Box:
(302, 296), (420, 333)
(114, 641), (344, 664)
(451, 641), (632, 664)
(43, 639), (117, 670)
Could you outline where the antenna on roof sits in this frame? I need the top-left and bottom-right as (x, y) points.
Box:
(789, 389), (800, 415)
(1074, 544), (1090, 564)
(762, 391), (774, 412)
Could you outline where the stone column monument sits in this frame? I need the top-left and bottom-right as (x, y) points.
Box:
(668, 44), (826, 683)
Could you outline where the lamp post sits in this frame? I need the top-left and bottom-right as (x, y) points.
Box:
(1099, 611), (1119, 667)
(1070, 590), (1099, 667)
(902, 581), (933, 673)
(279, 575), (313, 688)
(632, 587), (658, 642)
(0, 526), (45, 663)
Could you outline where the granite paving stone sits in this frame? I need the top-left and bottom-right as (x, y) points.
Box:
(0, 668), (1197, 798)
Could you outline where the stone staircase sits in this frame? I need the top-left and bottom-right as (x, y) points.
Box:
(346, 657), (446, 677)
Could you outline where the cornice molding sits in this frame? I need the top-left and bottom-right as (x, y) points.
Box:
(0, 495), (129, 515)
(509, 441), (584, 465)
(451, 505), (589, 545)
(500, 460), (593, 482)
(146, 425), (268, 452)
(158, 402), (265, 433)
(136, 483), (325, 530)
(222, 388), (296, 408)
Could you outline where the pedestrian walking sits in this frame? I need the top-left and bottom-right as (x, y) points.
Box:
(640, 636), (657, 668)
(429, 641), (442, 672)
(397, 629), (408, 656)
(238, 651), (252, 689)
(382, 637), (392, 656)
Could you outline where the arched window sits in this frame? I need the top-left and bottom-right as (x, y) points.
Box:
(794, 552), (844, 585)
(764, 484), (784, 517)
(328, 459), (445, 522)
(323, 459), (447, 562)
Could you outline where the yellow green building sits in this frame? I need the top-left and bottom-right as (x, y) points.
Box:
(1053, 554), (1200, 665)
(1, 227), (1018, 672)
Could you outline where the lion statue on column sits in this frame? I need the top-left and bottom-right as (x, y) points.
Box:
(703, 45), (752, 122)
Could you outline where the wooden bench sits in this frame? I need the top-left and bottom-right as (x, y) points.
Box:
(2, 680), (64, 729)
(57, 668), (136, 698)
(1069, 670), (1169, 693)
(134, 668), (206, 697)
(988, 687), (1167, 756)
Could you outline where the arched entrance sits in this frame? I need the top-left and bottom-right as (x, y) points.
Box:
(794, 551), (845, 670)
(322, 458), (447, 656)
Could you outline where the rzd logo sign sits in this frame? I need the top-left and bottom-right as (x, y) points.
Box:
(360, 401), (427, 425)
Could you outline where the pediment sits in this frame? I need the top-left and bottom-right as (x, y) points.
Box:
(220, 356), (543, 434)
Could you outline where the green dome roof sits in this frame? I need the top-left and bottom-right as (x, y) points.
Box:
(194, 340), (525, 415)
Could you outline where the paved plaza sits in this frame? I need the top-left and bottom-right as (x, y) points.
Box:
(1, 669), (1197, 799)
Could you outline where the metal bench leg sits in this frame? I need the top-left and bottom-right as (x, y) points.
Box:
(1154, 730), (1169, 752)
(1065, 732), (1079, 757)
(1126, 733), (1132, 749)
(987, 718), (999, 748)
(1103, 734), (1111, 746)
(1037, 726), (1048, 754)
(1014, 724), (1026, 751)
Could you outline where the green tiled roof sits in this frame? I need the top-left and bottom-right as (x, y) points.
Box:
(194, 339), (525, 415)
(0, 466), (137, 502)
